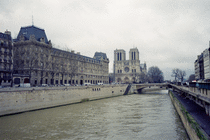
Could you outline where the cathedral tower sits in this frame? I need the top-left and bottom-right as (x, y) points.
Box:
(129, 48), (139, 60)
(113, 47), (147, 83)
(114, 49), (126, 61)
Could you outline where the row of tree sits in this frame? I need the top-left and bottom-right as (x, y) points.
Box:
(13, 46), (79, 85)
(137, 67), (194, 83)
(171, 68), (186, 82)
(171, 68), (196, 83)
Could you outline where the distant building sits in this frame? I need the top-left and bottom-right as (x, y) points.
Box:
(194, 43), (210, 80)
(113, 48), (147, 83)
(203, 48), (210, 79)
(13, 25), (109, 86)
(194, 58), (199, 80)
(0, 30), (13, 86)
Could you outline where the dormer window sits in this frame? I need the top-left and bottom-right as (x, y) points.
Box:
(40, 37), (45, 43)
(1, 41), (4, 46)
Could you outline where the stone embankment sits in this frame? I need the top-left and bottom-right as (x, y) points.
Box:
(0, 84), (128, 116)
(142, 86), (167, 92)
(169, 90), (210, 140)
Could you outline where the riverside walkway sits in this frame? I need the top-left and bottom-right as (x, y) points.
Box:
(172, 90), (210, 139)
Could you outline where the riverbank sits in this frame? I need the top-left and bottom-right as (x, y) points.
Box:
(0, 89), (188, 140)
(169, 90), (210, 140)
(0, 84), (128, 117)
(142, 87), (167, 92)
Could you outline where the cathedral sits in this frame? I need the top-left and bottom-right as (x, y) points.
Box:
(113, 48), (147, 83)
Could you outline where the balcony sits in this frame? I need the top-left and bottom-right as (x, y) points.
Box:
(3, 76), (12, 80)
(8, 60), (12, 64)
(2, 44), (8, 47)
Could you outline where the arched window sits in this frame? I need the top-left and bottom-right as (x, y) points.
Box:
(132, 52), (133, 60)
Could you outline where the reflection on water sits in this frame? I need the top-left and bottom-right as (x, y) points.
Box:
(0, 90), (189, 140)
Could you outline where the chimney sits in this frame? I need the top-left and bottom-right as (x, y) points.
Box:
(4, 30), (11, 36)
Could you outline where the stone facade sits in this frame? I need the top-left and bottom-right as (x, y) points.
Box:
(13, 25), (109, 86)
(203, 48), (210, 79)
(113, 48), (147, 83)
(0, 31), (13, 86)
(194, 46), (209, 80)
(0, 85), (127, 116)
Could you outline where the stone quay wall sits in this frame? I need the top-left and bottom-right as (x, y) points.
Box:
(0, 85), (128, 116)
(169, 90), (208, 140)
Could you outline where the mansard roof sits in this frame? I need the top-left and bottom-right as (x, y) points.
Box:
(0, 32), (12, 40)
(15, 25), (49, 44)
(51, 48), (108, 64)
(94, 52), (108, 60)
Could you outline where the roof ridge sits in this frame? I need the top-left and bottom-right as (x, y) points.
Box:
(21, 25), (44, 31)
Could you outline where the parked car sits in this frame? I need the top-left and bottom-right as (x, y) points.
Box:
(41, 84), (48, 87)
(20, 83), (31, 87)
(83, 83), (91, 86)
(97, 83), (103, 85)
(64, 84), (70, 86)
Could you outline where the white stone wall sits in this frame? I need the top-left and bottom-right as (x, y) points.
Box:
(0, 85), (127, 116)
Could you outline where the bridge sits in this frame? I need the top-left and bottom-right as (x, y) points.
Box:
(133, 83), (170, 94)
(125, 83), (210, 116)
(123, 83), (170, 95)
(171, 84), (210, 116)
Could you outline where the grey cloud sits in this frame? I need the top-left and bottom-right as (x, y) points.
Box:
(1, 0), (210, 80)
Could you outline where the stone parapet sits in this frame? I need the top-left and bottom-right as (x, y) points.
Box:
(0, 84), (128, 116)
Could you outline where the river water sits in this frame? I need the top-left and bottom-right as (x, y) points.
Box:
(0, 90), (189, 140)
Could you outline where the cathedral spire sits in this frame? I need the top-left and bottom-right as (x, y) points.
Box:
(32, 15), (34, 26)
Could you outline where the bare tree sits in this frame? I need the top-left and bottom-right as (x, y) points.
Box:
(39, 61), (51, 85)
(178, 70), (186, 82)
(171, 68), (179, 82)
(50, 61), (58, 85)
(139, 72), (147, 83)
(68, 60), (78, 84)
(25, 49), (39, 85)
(60, 63), (68, 84)
(171, 68), (186, 82)
(131, 70), (139, 83)
(63, 46), (72, 52)
(13, 46), (39, 85)
(12, 47), (24, 86)
(147, 66), (164, 83)
(13, 47), (24, 74)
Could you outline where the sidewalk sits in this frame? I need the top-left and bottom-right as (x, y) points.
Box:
(173, 91), (210, 137)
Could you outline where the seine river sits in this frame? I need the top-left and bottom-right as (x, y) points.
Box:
(0, 90), (189, 140)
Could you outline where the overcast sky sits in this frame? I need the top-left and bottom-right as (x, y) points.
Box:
(1, 0), (210, 80)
